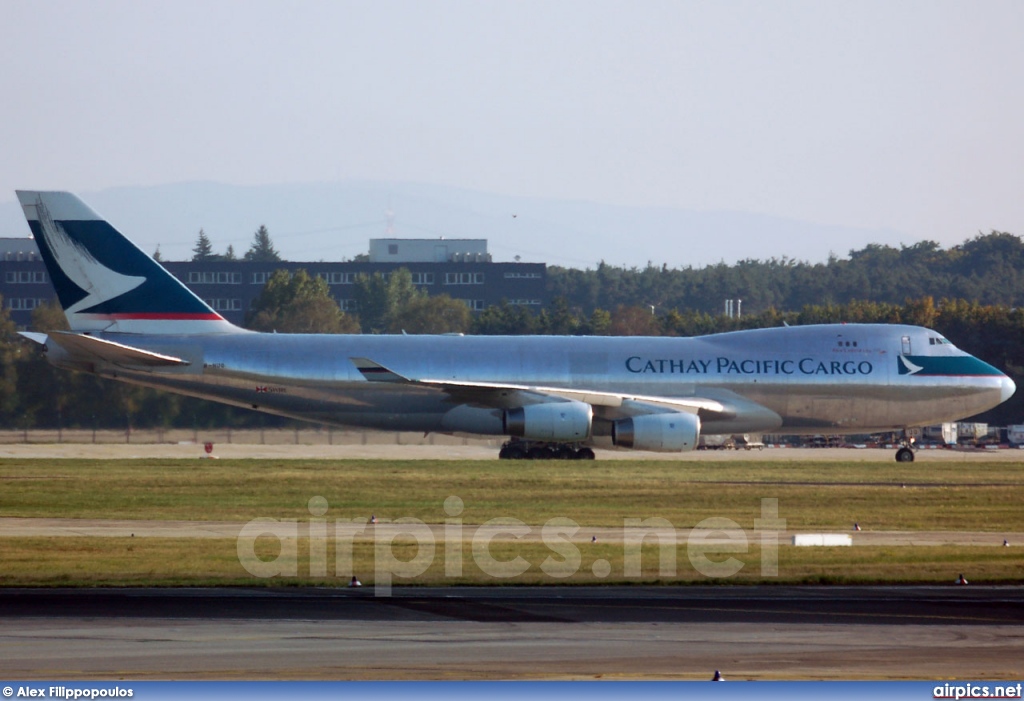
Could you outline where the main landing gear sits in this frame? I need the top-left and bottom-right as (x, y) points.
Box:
(498, 440), (596, 460)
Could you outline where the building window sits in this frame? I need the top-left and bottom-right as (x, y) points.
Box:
(410, 272), (434, 285)
(444, 272), (484, 285)
(503, 272), (542, 279)
(388, 244), (398, 255)
(508, 299), (542, 306)
(337, 298), (358, 312)
(204, 298), (242, 311)
(460, 299), (486, 311)
(189, 271), (241, 284)
(318, 272), (356, 285)
(6, 298), (46, 310)
(251, 272), (269, 285)
(5, 271), (47, 284)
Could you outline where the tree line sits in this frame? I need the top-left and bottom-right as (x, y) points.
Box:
(549, 232), (1024, 315)
(3, 231), (1024, 430)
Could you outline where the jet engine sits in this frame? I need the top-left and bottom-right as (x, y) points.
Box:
(503, 401), (592, 441)
(612, 412), (700, 452)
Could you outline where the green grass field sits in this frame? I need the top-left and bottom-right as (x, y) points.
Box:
(3, 458), (1024, 528)
(2, 458), (1023, 586)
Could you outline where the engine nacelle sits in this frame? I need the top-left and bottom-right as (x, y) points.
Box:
(612, 412), (701, 452)
(503, 401), (593, 442)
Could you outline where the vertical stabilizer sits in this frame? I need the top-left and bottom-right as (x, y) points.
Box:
(16, 190), (239, 334)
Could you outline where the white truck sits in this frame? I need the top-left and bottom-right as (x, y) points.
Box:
(1007, 425), (1024, 447)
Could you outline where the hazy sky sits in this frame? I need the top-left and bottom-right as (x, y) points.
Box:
(2, 0), (1022, 255)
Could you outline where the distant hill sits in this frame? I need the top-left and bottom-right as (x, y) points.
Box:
(0, 180), (906, 268)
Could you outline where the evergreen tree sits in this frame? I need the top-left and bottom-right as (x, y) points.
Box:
(584, 308), (612, 335)
(538, 297), (580, 335)
(192, 229), (214, 261)
(244, 225), (282, 262)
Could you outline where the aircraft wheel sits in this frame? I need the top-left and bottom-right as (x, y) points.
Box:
(575, 447), (596, 460)
(503, 444), (528, 460)
(528, 446), (553, 460)
(555, 446), (576, 460)
(895, 447), (915, 463)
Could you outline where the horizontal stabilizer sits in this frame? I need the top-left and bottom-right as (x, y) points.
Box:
(17, 332), (48, 345)
(46, 332), (190, 368)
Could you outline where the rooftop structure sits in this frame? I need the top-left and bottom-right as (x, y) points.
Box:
(1, 237), (42, 261)
(369, 238), (491, 263)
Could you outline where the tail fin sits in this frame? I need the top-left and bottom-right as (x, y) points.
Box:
(16, 190), (238, 334)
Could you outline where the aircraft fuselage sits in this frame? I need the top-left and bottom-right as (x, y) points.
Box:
(51, 323), (1012, 439)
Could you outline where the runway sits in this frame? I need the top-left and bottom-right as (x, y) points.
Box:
(1, 586), (1022, 680)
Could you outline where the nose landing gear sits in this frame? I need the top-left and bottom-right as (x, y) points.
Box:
(895, 431), (916, 462)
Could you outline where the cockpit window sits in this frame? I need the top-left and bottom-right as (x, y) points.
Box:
(929, 337), (952, 346)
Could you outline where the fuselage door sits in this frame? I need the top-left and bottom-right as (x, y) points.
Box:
(901, 335), (912, 355)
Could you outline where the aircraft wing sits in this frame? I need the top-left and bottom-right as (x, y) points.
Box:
(350, 356), (730, 418)
(42, 332), (191, 368)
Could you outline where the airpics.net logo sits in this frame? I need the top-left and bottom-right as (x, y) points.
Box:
(236, 497), (786, 596)
(933, 682), (1023, 699)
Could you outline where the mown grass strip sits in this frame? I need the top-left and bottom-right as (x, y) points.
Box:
(1, 537), (1022, 587)
(2, 458), (1024, 530)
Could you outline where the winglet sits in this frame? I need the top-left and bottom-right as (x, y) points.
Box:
(350, 357), (410, 383)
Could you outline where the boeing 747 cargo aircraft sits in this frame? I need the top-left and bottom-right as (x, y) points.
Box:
(14, 191), (1015, 461)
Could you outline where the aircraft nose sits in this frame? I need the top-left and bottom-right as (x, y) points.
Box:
(1001, 374), (1017, 403)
